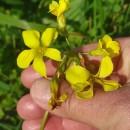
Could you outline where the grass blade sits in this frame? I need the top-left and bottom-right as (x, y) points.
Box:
(0, 13), (46, 31)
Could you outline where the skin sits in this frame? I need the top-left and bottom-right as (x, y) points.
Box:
(17, 37), (130, 130)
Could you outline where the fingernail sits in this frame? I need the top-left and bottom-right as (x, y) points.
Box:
(30, 78), (51, 110)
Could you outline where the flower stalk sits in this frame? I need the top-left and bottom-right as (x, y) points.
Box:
(40, 111), (49, 130)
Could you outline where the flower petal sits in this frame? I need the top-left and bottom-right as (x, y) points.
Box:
(49, 1), (59, 16)
(95, 78), (120, 91)
(102, 35), (112, 44)
(95, 56), (113, 78)
(22, 30), (40, 48)
(89, 48), (109, 56)
(65, 65), (90, 84)
(58, 94), (68, 103)
(44, 48), (61, 61)
(105, 41), (120, 58)
(76, 85), (93, 99)
(71, 81), (90, 92)
(17, 49), (36, 68)
(59, 0), (69, 15)
(98, 39), (103, 49)
(33, 55), (47, 77)
(57, 14), (66, 29)
(102, 80), (121, 91)
(41, 28), (58, 47)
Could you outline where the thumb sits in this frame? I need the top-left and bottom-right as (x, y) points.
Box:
(30, 78), (130, 130)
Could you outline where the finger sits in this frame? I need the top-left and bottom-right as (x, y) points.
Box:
(21, 66), (42, 88)
(17, 94), (44, 120)
(30, 78), (130, 129)
(21, 59), (57, 88)
(22, 116), (63, 130)
(74, 37), (130, 66)
(76, 37), (130, 84)
(75, 37), (130, 52)
(17, 94), (97, 130)
(116, 45), (130, 83)
(22, 116), (97, 130)
(62, 118), (97, 130)
(115, 37), (130, 51)
(22, 120), (41, 130)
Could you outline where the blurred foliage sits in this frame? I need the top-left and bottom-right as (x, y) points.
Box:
(0, 0), (130, 129)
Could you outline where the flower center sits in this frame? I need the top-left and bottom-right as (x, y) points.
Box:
(38, 47), (46, 55)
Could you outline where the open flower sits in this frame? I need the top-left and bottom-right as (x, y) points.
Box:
(17, 28), (61, 77)
(89, 35), (120, 58)
(65, 65), (93, 99)
(65, 56), (120, 99)
(49, 0), (69, 29)
(94, 56), (120, 91)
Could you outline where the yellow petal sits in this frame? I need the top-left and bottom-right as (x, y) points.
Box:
(76, 85), (93, 99)
(58, 94), (68, 103)
(57, 14), (66, 29)
(44, 48), (61, 61)
(102, 35), (112, 44)
(102, 80), (120, 91)
(65, 65), (90, 84)
(89, 48), (109, 56)
(98, 39), (103, 49)
(50, 77), (58, 99)
(41, 28), (58, 47)
(95, 56), (113, 78)
(17, 49), (36, 68)
(105, 41), (120, 58)
(22, 30), (40, 48)
(95, 78), (120, 91)
(71, 81), (90, 92)
(59, 0), (69, 15)
(33, 55), (47, 77)
(49, 1), (59, 16)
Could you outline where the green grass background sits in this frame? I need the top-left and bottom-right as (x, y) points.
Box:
(0, 0), (130, 129)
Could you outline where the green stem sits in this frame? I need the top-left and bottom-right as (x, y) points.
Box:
(0, 72), (10, 81)
(40, 111), (49, 130)
(38, 0), (45, 9)
(93, 0), (97, 32)
(65, 37), (70, 46)
(124, 4), (130, 22)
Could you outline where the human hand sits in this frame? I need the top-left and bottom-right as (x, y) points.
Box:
(17, 37), (130, 130)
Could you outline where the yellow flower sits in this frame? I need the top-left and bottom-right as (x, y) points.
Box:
(17, 28), (61, 77)
(49, 0), (69, 29)
(65, 56), (120, 99)
(49, 0), (69, 16)
(94, 56), (120, 91)
(65, 65), (93, 99)
(89, 35), (120, 58)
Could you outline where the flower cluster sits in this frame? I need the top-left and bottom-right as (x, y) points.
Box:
(66, 35), (121, 99)
(17, 0), (121, 110)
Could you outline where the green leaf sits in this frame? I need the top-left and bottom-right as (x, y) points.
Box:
(0, 81), (10, 95)
(0, 123), (16, 130)
(65, 0), (86, 22)
(0, 109), (4, 119)
(1, 0), (23, 5)
(0, 13), (46, 31)
(113, 4), (121, 12)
